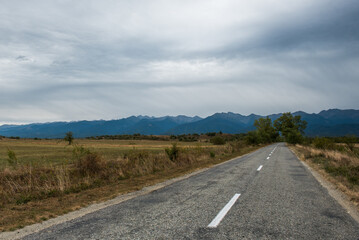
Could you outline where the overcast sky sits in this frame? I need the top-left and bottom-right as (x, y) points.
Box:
(1, 0), (359, 125)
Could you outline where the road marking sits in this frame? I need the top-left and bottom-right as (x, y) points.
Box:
(208, 193), (241, 228)
(267, 157), (270, 160)
(257, 165), (263, 171)
(269, 153), (271, 156)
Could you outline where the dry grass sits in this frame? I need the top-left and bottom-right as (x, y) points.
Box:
(0, 138), (259, 231)
(291, 144), (359, 210)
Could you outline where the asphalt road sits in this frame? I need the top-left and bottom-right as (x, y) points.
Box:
(22, 143), (359, 239)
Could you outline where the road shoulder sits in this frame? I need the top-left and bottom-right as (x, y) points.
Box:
(289, 145), (359, 224)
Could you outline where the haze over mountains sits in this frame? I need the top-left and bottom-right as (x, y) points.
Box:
(0, 109), (358, 138)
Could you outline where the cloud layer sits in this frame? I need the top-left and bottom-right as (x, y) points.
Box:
(1, 0), (358, 124)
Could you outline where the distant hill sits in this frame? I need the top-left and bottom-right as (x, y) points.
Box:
(0, 115), (202, 138)
(1, 109), (359, 138)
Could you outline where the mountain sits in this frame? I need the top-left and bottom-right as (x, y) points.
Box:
(0, 109), (359, 138)
(167, 109), (359, 136)
(166, 112), (261, 135)
(0, 115), (202, 138)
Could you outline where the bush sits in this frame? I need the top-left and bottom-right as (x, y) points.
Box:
(72, 146), (103, 175)
(72, 145), (91, 162)
(343, 135), (357, 152)
(7, 148), (18, 166)
(165, 143), (179, 161)
(313, 137), (334, 149)
(76, 152), (104, 175)
(210, 136), (226, 145)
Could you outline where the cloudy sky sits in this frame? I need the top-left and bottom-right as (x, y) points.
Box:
(1, 0), (359, 125)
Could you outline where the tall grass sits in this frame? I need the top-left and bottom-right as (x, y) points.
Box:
(294, 144), (359, 187)
(0, 141), (248, 207)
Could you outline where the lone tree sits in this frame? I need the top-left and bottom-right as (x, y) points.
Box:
(64, 131), (74, 145)
(274, 112), (307, 144)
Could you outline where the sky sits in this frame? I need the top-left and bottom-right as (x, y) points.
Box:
(1, 0), (359, 125)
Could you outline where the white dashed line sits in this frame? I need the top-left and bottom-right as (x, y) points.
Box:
(208, 193), (241, 228)
(257, 165), (263, 171)
(267, 157), (270, 160)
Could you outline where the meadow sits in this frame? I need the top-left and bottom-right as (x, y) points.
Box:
(0, 138), (214, 168)
(0, 137), (258, 231)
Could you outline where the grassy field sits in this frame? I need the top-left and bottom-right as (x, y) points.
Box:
(0, 137), (259, 231)
(0, 139), (214, 168)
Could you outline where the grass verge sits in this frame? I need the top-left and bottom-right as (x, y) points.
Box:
(290, 144), (359, 210)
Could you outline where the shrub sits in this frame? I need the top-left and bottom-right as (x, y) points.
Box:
(7, 148), (18, 166)
(210, 136), (226, 145)
(343, 135), (357, 152)
(76, 152), (104, 175)
(72, 145), (91, 162)
(72, 146), (103, 175)
(165, 143), (179, 161)
(313, 137), (334, 149)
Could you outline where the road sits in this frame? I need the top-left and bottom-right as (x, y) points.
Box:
(22, 143), (359, 239)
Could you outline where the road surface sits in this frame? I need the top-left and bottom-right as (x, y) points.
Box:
(22, 143), (359, 239)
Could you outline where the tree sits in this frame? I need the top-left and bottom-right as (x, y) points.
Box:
(253, 117), (279, 143)
(64, 131), (74, 145)
(274, 113), (307, 144)
(245, 131), (261, 145)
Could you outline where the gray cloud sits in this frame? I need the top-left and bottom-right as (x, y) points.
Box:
(0, 0), (358, 124)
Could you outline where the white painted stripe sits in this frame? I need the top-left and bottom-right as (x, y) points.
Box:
(257, 165), (263, 171)
(269, 153), (271, 156)
(267, 157), (270, 160)
(207, 193), (241, 228)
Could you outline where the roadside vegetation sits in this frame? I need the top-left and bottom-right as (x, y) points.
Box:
(290, 136), (359, 209)
(0, 134), (259, 231)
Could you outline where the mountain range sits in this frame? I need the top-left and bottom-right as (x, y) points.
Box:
(0, 109), (359, 138)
